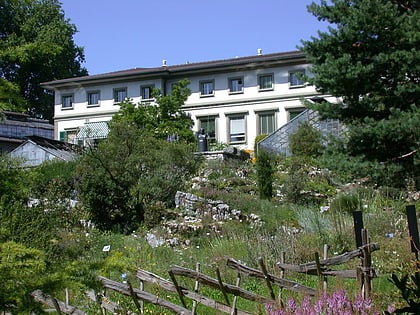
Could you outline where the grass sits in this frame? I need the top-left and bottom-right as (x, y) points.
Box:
(60, 158), (420, 313)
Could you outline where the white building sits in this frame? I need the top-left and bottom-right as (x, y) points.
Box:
(41, 50), (330, 150)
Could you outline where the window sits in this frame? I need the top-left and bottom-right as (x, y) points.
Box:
(258, 112), (276, 135)
(258, 74), (274, 91)
(199, 117), (216, 143)
(200, 80), (214, 97)
(228, 114), (246, 143)
(87, 91), (100, 106)
(288, 108), (305, 121)
(141, 85), (154, 100)
(113, 88), (127, 103)
(289, 70), (305, 87)
(229, 77), (244, 94)
(61, 94), (73, 108)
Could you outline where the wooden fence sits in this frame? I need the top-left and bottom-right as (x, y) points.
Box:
(33, 239), (379, 315)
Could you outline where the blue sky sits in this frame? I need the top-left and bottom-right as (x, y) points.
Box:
(60, 0), (327, 75)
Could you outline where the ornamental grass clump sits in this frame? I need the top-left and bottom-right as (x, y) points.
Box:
(265, 289), (389, 315)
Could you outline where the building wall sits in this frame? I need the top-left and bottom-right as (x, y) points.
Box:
(51, 55), (322, 150)
(9, 142), (56, 167)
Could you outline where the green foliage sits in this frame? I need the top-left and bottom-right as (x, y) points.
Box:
(254, 133), (268, 153)
(0, 0), (87, 119)
(388, 271), (420, 314)
(330, 193), (362, 215)
(256, 149), (275, 200)
(112, 79), (195, 143)
(29, 159), (78, 199)
(0, 241), (46, 314)
(0, 78), (27, 112)
(76, 122), (201, 233)
(281, 157), (309, 204)
(288, 122), (322, 158)
(0, 156), (28, 205)
(301, 0), (420, 188)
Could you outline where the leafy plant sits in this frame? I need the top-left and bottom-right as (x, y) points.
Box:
(387, 271), (420, 314)
(289, 122), (322, 158)
(256, 149), (275, 200)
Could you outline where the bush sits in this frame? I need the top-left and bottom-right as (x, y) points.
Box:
(289, 122), (322, 158)
(256, 149), (275, 200)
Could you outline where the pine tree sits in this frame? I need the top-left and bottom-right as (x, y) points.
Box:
(301, 0), (419, 187)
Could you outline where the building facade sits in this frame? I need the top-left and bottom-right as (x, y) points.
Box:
(41, 50), (334, 150)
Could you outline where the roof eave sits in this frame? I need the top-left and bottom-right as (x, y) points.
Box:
(41, 51), (307, 90)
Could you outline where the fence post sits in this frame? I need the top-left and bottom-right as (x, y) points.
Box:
(353, 211), (364, 248)
(258, 257), (276, 300)
(323, 244), (329, 293)
(406, 205), (420, 262)
(191, 263), (201, 315)
(168, 270), (187, 308)
(314, 252), (323, 288)
(216, 267), (230, 305)
(361, 229), (372, 299)
(139, 279), (144, 314)
(278, 252), (285, 308)
(128, 281), (143, 314)
(230, 272), (241, 315)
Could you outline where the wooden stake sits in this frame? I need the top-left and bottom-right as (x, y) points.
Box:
(258, 257), (276, 300)
(192, 263), (201, 315)
(230, 273), (241, 315)
(169, 270), (187, 308)
(216, 267), (230, 305)
(323, 244), (328, 293)
(139, 279), (144, 314)
(314, 252), (322, 286)
(361, 229), (372, 299)
(128, 281), (143, 315)
(278, 252), (285, 308)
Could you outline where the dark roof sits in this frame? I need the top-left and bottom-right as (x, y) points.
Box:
(26, 135), (75, 150)
(41, 50), (306, 89)
(1, 111), (53, 128)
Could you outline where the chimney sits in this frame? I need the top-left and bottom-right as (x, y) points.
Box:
(257, 48), (262, 56)
(162, 59), (167, 66)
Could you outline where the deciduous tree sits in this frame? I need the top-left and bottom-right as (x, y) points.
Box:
(0, 0), (87, 120)
(112, 79), (195, 143)
(76, 123), (201, 233)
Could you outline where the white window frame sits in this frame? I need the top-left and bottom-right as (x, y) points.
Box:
(287, 107), (306, 121)
(141, 85), (155, 101)
(200, 80), (215, 97)
(61, 94), (73, 109)
(227, 114), (247, 144)
(258, 73), (274, 91)
(257, 111), (277, 135)
(87, 91), (100, 107)
(113, 87), (127, 104)
(289, 70), (306, 88)
(229, 77), (244, 94)
(198, 116), (217, 143)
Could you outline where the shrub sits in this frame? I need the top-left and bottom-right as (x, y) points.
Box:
(256, 149), (275, 200)
(289, 122), (322, 158)
(254, 133), (268, 153)
(282, 157), (309, 204)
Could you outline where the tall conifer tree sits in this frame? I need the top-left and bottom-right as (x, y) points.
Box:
(301, 0), (419, 187)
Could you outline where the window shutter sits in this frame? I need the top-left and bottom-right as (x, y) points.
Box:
(59, 131), (66, 142)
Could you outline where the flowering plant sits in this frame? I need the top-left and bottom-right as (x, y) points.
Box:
(265, 289), (391, 315)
